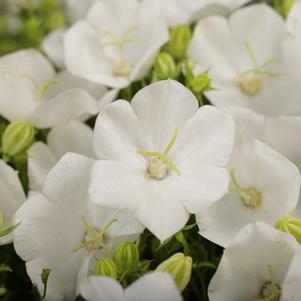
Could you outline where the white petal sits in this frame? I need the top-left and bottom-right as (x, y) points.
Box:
(131, 80), (198, 151)
(0, 49), (55, 85)
(79, 276), (124, 301)
(0, 74), (37, 122)
(43, 153), (94, 207)
(89, 160), (145, 212)
(42, 28), (66, 69)
(134, 181), (189, 242)
(93, 100), (142, 163)
(125, 272), (182, 301)
(31, 89), (98, 128)
(287, 0), (301, 34)
(28, 142), (57, 191)
(14, 194), (85, 301)
(98, 89), (119, 111)
(164, 166), (229, 214)
(48, 121), (95, 158)
(64, 20), (129, 88)
(171, 105), (235, 167)
(0, 160), (25, 244)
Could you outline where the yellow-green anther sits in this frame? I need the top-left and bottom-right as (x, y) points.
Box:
(73, 218), (117, 253)
(167, 25), (192, 60)
(276, 215), (301, 244)
(258, 265), (281, 301)
(95, 259), (118, 279)
(229, 169), (262, 210)
(2, 121), (35, 158)
(156, 252), (192, 292)
(36, 80), (60, 100)
(154, 52), (177, 80)
(114, 241), (139, 275)
(137, 128), (181, 179)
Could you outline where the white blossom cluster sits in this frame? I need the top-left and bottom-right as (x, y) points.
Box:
(1, 0), (301, 300)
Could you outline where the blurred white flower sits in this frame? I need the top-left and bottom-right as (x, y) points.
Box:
(286, 0), (301, 34)
(188, 4), (291, 115)
(0, 160), (25, 245)
(89, 80), (235, 242)
(14, 153), (143, 301)
(197, 134), (301, 247)
(64, 0), (169, 88)
(80, 272), (182, 301)
(0, 49), (101, 128)
(209, 222), (301, 301)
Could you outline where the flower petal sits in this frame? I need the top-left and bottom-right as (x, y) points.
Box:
(125, 272), (182, 301)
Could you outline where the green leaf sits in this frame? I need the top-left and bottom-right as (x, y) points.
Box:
(182, 223), (197, 231)
(0, 263), (12, 272)
(41, 268), (51, 299)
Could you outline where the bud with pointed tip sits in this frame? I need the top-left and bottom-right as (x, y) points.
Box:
(153, 52), (177, 81)
(188, 72), (212, 94)
(167, 25), (192, 60)
(274, 0), (294, 17)
(115, 242), (139, 275)
(2, 121), (35, 159)
(276, 215), (301, 243)
(95, 259), (118, 279)
(156, 252), (192, 292)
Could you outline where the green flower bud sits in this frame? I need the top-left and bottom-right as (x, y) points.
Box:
(188, 72), (212, 94)
(167, 25), (192, 60)
(156, 252), (192, 292)
(95, 259), (118, 279)
(154, 52), (177, 80)
(274, 0), (294, 17)
(2, 121), (35, 158)
(115, 242), (139, 275)
(276, 215), (301, 243)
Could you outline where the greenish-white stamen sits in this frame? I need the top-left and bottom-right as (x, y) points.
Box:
(74, 217), (117, 253)
(100, 25), (140, 77)
(258, 265), (281, 301)
(138, 128), (181, 180)
(229, 169), (262, 210)
(236, 42), (280, 96)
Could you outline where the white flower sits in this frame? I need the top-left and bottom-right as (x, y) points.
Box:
(79, 272), (182, 301)
(149, 0), (249, 28)
(28, 120), (95, 191)
(0, 49), (101, 128)
(188, 4), (291, 114)
(64, 0), (169, 88)
(196, 134), (301, 247)
(0, 160), (25, 245)
(89, 80), (235, 242)
(208, 222), (301, 301)
(13, 153), (143, 301)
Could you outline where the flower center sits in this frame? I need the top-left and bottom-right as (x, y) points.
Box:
(74, 217), (116, 253)
(229, 169), (262, 210)
(100, 25), (140, 77)
(138, 128), (181, 180)
(236, 42), (280, 97)
(22, 74), (60, 101)
(258, 265), (281, 301)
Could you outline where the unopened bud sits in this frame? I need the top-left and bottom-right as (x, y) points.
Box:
(156, 252), (192, 292)
(276, 215), (301, 244)
(274, 0), (294, 17)
(154, 52), (177, 80)
(188, 72), (211, 94)
(115, 242), (139, 275)
(167, 25), (192, 60)
(2, 121), (35, 158)
(95, 259), (117, 279)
